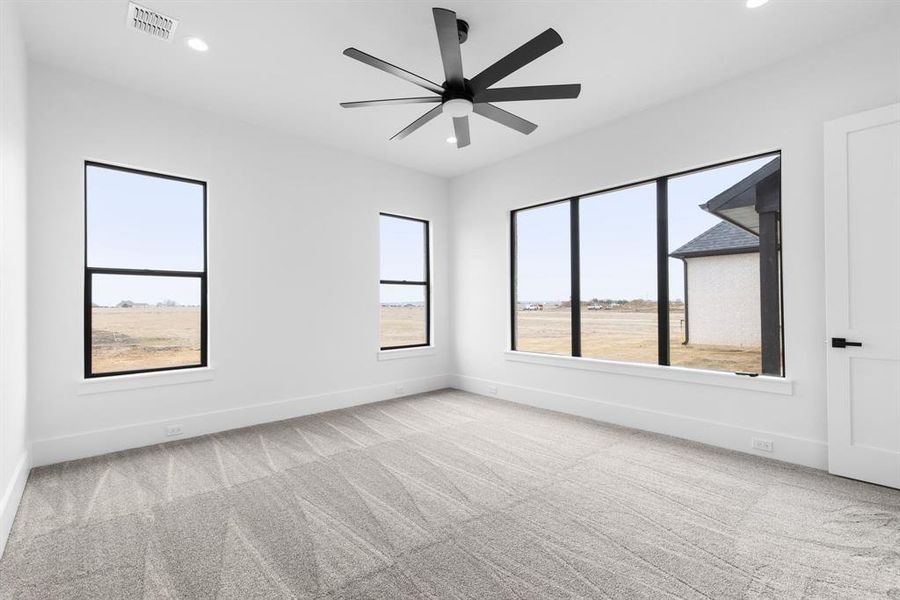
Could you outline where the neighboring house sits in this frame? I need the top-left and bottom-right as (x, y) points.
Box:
(669, 157), (782, 366)
(670, 221), (760, 347)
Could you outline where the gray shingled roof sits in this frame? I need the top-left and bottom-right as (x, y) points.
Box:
(669, 221), (759, 259)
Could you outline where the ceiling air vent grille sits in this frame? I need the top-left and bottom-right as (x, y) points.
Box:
(126, 3), (178, 42)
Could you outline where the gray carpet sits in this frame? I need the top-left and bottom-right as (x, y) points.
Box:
(1, 389), (899, 599)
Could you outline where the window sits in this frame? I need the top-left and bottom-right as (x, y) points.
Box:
(512, 201), (571, 355)
(379, 213), (430, 349)
(579, 183), (657, 363)
(511, 152), (783, 376)
(85, 162), (207, 377)
(669, 156), (783, 375)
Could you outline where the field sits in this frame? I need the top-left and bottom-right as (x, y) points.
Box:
(91, 307), (201, 373)
(380, 306), (426, 347)
(92, 305), (759, 375)
(517, 307), (761, 373)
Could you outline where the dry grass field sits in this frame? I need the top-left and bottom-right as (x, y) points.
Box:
(92, 305), (759, 374)
(91, 307), (201, 374)
(517, 307), (762, 373)
(380, 306), (426, 347)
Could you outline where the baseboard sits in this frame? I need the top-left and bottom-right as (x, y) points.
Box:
(0, 450), (30, 558)
(452, 374), (827, 470)
(31, 374), (453, 467)
(29, 371), (827, 471)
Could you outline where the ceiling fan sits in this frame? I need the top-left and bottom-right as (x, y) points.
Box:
(340, 7), (581, 148)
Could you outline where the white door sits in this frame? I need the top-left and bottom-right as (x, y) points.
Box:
(825, 103), (900, 489)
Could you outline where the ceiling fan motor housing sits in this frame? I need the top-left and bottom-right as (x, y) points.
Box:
(456, 19), (469, 44)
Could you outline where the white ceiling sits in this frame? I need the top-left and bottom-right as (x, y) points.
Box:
(16, 0), (899, 178)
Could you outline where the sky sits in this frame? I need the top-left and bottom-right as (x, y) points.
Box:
(88, 167), (432, 307)
(87, 165), (204, 306)
(87, 156), (777, 307)
(515, 155), (777, 303)
(379, 215), (428, 304)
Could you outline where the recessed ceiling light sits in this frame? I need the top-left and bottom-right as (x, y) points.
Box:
(446, 136), (457, 144)
(186, 37), (208, 52)
(746, 0), (769, 8)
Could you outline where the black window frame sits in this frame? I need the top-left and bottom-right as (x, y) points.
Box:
(379, 212), (431, 350)
(510, 150), (784, 376)
(84, 161), (208, 378)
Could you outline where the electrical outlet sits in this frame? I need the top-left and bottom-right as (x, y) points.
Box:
(487, 385), (498, 395)
(395, 385), (406, 395)
(166, 424), (184, 437)
(752, 437), (773, 452)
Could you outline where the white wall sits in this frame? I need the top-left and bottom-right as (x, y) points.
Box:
(686, 253), (760, 347)
(27, 65), (451, 466)
(0, 1), (30, 555)
(449, 24), (900, 469)
(18, 18), (900, 477)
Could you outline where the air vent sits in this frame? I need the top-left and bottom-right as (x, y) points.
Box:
(126, 3), (178, 42)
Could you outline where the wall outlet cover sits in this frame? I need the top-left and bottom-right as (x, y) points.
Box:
(166, 424), (184, 437)
(752, 437), (774, 452)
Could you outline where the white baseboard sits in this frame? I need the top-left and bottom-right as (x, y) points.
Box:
(1, 450), (30, 558)
(29, 371), (827, 472)
(31, 374), (453, 467)
(452, 374), (827, 470)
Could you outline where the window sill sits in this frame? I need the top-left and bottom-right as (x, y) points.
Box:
(504, 351), (793, 395)
(378, 346), (436, 361)
(78, 366), (215, 395)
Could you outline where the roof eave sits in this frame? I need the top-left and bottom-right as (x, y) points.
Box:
(700, 156), (781, 215)
(669, 246), (760, 260)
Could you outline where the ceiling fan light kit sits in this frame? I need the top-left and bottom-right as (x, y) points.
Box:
(442, 98), (473, 118)
(340, 7), (581, 149)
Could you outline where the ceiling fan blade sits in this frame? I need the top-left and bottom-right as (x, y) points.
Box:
(453, 116), (470, 148)
(468, 28), (563, 94)
(433, 8), (464, 87)
(341, 97), (441, 109)
(390, 104), (444, 140)
(473, 103), (537, 135)
(343, 48), (444, 95)
(475, 84), (581, 103)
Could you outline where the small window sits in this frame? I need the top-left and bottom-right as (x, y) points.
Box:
(379, 214), (430, 349)
(85, 162), (207, 377)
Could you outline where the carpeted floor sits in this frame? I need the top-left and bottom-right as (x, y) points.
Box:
(1, 389), (899, 599)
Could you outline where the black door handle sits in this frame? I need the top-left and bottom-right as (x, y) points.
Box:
(832, 337), (862, 348)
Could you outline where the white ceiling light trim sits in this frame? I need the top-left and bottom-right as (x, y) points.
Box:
(186, 37), (209, 52)
(746, 0), (770, 8)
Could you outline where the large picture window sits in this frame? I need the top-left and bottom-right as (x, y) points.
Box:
(379, 213), (430, 349)
(85, 162), (207, 377)
(511, 153), (783, 376)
